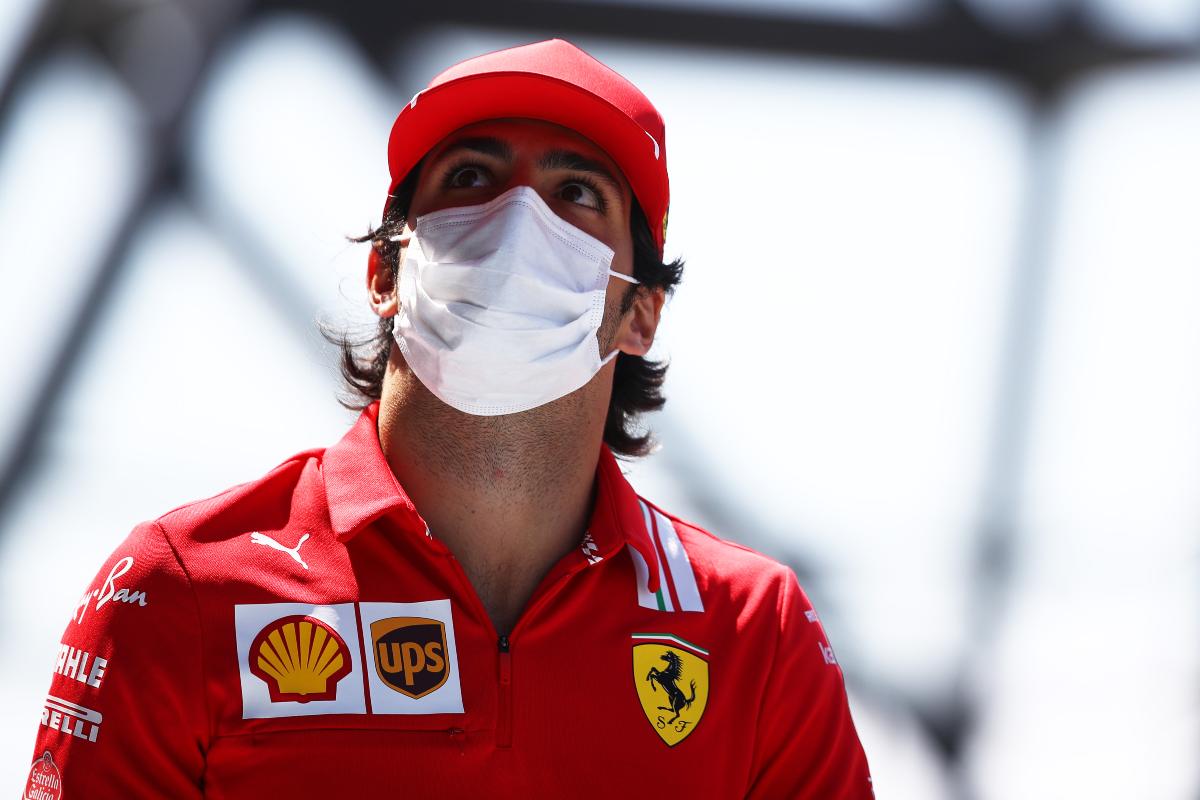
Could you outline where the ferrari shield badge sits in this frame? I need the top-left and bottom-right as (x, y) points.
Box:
(631, 633), (710, 746)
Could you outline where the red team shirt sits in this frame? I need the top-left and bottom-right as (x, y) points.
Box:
(28, 402), (872, 798)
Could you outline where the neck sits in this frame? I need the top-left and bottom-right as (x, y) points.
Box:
(376, 348), (611, 632)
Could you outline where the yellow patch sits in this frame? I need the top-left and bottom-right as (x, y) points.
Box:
(249, 615), (352, 703)
(632, 641), (709, 746)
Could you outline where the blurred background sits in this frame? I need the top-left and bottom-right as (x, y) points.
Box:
(1, 0), (1198, 796)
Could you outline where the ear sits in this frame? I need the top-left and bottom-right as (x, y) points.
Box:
(366, 227), (411, 318)
(612, 286), (666, 357)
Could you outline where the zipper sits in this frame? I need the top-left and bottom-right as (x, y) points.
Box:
(435, 545), (595, 750)
(497, 634), (512, 748)
(436, 551), (508, 747)
(493, 557), (609, 749)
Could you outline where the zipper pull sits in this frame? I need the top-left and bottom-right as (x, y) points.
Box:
(497, 634), (513, 748)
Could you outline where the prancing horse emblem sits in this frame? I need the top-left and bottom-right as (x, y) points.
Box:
(631, 635), (710, 746)
(646, 651), (695, 724)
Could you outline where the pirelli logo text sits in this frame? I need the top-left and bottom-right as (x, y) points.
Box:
(41, 695), (102, 743)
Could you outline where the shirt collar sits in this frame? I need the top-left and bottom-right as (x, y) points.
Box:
(588, 443), (661, 592)
(322, 401), (424, 541)
(322, 401), (661, 591)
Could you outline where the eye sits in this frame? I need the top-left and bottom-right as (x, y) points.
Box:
(559, 179), (604, 211)
(445, 164), (490, 189)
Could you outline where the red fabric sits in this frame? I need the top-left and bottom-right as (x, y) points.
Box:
(29, 402), (872, 798)
(385, 39), (671, 257)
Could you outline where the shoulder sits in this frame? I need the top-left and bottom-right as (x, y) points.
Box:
(69, 440), (326, 623)
(151, 445), (326, 548)
(83, 444), (333, 602)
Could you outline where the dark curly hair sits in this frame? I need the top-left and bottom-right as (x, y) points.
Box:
(328, 165), (684, 458)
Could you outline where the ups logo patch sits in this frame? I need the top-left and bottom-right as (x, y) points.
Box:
(631, 633), (710, 746)
(371, 617), (449, 698)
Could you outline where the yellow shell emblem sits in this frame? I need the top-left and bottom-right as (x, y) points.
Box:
(249, 615), (352, 703)
(632, 634), (710, 746)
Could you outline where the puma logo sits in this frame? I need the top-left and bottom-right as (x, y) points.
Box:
(249, 532), (310, 570)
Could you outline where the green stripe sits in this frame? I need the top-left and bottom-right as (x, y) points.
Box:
(630, 632), (709, 657)
(654, 590), (666, 611)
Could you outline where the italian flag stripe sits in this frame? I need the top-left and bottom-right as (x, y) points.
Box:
(649, 509), (684, 613)
(648, 506), (704, 613)
(631, 632), (710, 657)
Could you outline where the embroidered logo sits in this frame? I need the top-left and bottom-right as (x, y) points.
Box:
(250, 531), (310, 570)
(631, 633), (710, 746)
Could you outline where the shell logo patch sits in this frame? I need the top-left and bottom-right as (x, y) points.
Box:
(249, 615), (352, 703)
(371, 616), (449, 699)
(631, 633), (709, 746)
(235, 603), (367, 719)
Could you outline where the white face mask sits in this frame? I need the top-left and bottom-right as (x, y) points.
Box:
(393, 185), (640, 416)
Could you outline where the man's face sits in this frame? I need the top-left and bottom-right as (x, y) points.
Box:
(403, 117), (636, 283)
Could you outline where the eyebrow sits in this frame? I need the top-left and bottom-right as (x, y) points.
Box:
(538, 149), (624, 196)
(436, 136), (513, 162)
(432, 136), (625, 199)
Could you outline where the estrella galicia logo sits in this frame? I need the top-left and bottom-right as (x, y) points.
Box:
(371, 617), (449, 699)
(24, 750), (62, 800)
(631, 633), (710, 746)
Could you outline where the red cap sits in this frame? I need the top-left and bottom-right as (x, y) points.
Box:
(384, 39), (670, 256)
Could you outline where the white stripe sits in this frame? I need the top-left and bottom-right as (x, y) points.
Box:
(45, 695), (103, 723)
(650, 508), (704, 613)
(626, 543), (659, 610)
(644, 129), (660, 159)
(639, 502), (674, 612)
(630, 633), (710, 657)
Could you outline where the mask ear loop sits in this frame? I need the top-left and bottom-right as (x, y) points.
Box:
(598, 349), (622, 367)
(598, 271), (643, 364)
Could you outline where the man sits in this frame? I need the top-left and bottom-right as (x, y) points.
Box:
(27, 39), (872, 798)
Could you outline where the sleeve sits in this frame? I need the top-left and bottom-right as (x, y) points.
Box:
(744, 568), (874, 799)
(25, 521), (208, 799)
